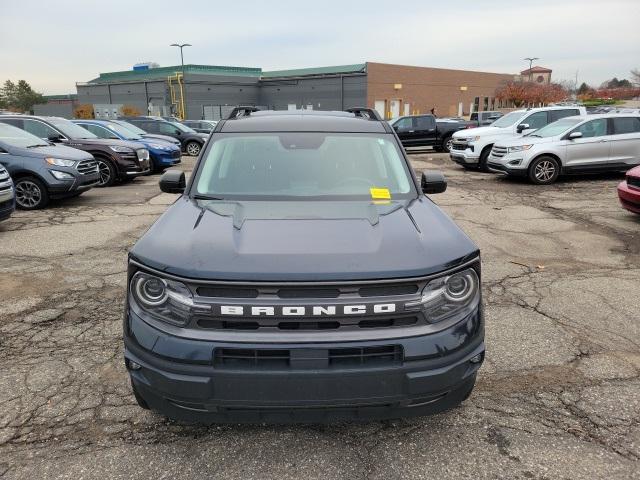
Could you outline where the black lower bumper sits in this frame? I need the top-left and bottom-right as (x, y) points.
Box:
(124, 309), (484, 424)
(487, 162), (527, 177)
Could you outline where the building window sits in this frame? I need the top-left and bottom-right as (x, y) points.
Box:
(536, 75), (544, 83)
(473, 97), (480, 113)
(483, 97), (489, 111)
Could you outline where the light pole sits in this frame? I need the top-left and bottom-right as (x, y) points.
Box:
(170, 43), (191, 119)
(523, 57), (539, 82)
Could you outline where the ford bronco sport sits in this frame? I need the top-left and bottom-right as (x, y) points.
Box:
(125, 107), (484, 423)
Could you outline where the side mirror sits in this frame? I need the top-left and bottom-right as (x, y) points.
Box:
(421, 170), (447, 195)
(516, 123), (530, 133)
(568, 131), (583, 140)
(47, 134), (64, 143)
(159, 169), (186, 194)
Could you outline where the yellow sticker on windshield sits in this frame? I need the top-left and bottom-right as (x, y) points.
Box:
(370, 187), (391, 200)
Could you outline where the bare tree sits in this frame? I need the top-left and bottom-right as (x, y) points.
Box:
(631, 69), (640, 86)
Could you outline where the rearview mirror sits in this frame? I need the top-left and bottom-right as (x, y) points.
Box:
(159, 169), (186, 194)
(421, 171), (447, 195)
(568, 131), (583, 140)
(516, 123), (530, 133)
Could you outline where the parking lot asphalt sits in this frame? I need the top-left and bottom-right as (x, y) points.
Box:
(1, 153), (639, 479)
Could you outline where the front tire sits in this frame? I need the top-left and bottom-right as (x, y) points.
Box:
(528, 156), (560, 185)
(96, 157), (117, 187)
(185, 141), (201, 156)
(441, 135), (453, 154)
(478, 146), (492, 172)
(14, 177), (49, 210)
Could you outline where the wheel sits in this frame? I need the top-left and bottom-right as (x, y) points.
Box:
(96, 157), (117, 187)
(14, 177), (49, 210)
(441, 135), (453, 154)
(131, 381), (150, 410)
(185, 141), (201, 156)
(478, 146), (492, 172)
(528, 156), (560, 185)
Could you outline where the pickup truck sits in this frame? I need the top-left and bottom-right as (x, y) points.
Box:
(389, 114), (470, 153)
(469, 111), (503, 127)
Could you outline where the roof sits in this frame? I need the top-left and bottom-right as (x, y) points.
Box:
(261, 64), (367, 78)
(43, 94), (78, 101)
(520, 66), (552, 74)
(86, 64), (262, 84)
(220, 110), (387, 133)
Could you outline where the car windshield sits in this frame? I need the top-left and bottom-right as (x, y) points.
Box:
(527, 118), (583, 138)
(114, 120), (147, 135)
(48, 118), (97, 139)
(170, 121), (196, 133)
(106, 123), (142, 140)
(0, 122), (49, 148)
(194, 133), (415, 200)
(491, 111), (525, 128)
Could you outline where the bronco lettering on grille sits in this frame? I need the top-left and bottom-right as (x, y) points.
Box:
(217, 303), (397, 317)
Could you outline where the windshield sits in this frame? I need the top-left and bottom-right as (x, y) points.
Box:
(106, 123), (142, 140)
(0, 122), (49, 148)
(48, 118), (97, 139)
(194, 133), (415, 200)
(491, 111), (525, 128)
(527, 118), (583, 138)
(170, 121), (196, 133)
(114, 120), (147, 135)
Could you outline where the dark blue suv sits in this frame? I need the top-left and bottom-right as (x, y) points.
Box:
(125, 108), (484, 423)
(73, 119), (181, 173)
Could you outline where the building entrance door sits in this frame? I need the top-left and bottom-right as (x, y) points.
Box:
(374, 100), (386, 119)
(390, 100), (400, 119)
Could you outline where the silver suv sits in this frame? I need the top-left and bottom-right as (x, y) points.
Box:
(487, 114), (640, 184)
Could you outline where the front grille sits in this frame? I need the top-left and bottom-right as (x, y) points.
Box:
(76, 159), (98, 175)
(170, 150), (181, 159)
(491, 146), (508, 158)
(213, 345), (403, 369)
(628, 176), (640, 190)
(196, 315), (420, 332)
(452, 142), (467, 151)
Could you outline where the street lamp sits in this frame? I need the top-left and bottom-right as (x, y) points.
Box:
(170, 43), (191, 119)
(523, 57), (539, 82)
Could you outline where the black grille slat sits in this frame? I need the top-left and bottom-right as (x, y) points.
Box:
(359, 285), (418, 297)
(277, 288), (340, 299)
(197, 287), (259, 298)
(196, 315), (420, 331)
(213, 345), (403, 369)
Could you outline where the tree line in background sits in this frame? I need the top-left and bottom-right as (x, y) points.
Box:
(0, 80), (45, 113)
(495, 68), (640, 108)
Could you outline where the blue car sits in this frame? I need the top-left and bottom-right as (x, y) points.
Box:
(73, 119), (181, 173)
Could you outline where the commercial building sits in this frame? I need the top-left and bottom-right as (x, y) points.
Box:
(38, 62), (537, 120)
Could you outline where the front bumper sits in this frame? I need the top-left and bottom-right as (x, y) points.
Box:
(449, 143), (479, 166)
(150, 149), (182, 167)
(47, 171), (101, 198)
(0, 194), (15, 221)
(618, 180), (640, 214)
(124, 306), (484, 423)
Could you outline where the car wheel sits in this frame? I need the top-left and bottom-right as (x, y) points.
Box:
(96, 158), (117, 187)
(528, 156), (560, 185)
(442, 135), (453, 153)
(186, 141), (201, 156)
(14, 177), (49, 210)
(478, 146), (492, 172)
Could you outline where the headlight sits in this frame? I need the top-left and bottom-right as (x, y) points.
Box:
(404, 268), (480, 323)
(45, 157), (75, 167)
(130, 271), (209, 326)
(508, 145), (533, 153)
(148, 143), (167, 150)
(469, 136), (481, 142)
(109, 145), (134, 153)
(50, 170), (74, 180)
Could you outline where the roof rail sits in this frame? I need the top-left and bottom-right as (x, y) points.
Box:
(227, 106), (260, 119)
(345, 107), (383, 121)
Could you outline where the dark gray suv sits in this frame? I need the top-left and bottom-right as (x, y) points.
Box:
(0, 123), (99, 209)
(124, 107), (484, 423)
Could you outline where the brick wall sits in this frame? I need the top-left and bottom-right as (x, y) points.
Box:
(366, 62), (516, 118)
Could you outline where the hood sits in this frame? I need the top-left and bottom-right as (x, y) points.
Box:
(196, 132), (209, 140)
(453, 126), (509, 138)
(627, 165), (640, 178)
(495, 135), (554, 148)
(130, 196), (479, 281)
(142, 133), (181, 145)
(15, 144), (94, 161)
(68, 138), (146, 149)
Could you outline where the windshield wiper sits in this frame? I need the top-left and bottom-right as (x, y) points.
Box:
(528, 134), (542, 137)
(193, 193), (226, 201)
(26, 144), (49, 148)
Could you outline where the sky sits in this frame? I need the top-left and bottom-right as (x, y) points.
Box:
(1, 0), (639, 95)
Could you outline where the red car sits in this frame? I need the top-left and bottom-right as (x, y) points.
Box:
(618, 166), (640, 214)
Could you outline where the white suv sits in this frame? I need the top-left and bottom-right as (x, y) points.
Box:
(450, 106), (587, 170)
(487, 114), (640, 184)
